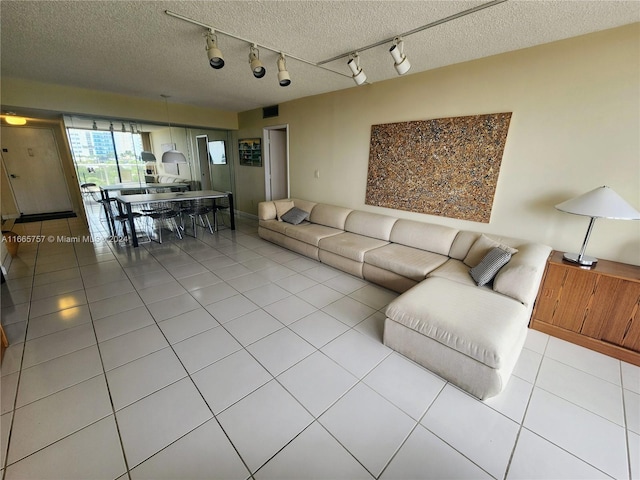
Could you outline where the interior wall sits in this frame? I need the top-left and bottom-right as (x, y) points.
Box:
(1, 77), (238, 130)
(237, 23), (640, 265)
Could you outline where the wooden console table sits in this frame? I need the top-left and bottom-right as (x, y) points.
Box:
(530, 250), (640, 366)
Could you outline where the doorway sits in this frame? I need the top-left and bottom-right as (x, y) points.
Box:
(1, 126), (73, 215)
(264, 126), (289, 201)
(196, 135), (211, 190)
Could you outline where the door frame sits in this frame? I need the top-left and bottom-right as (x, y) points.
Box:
(263, 125), (290, 201)
(196, 134), (211, 190)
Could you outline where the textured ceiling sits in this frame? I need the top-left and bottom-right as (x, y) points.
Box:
(1, 1), (639, 113)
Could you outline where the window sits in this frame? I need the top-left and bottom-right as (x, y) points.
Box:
(67, 128), (145, 187)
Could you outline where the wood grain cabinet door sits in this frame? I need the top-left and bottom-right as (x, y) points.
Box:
(534, 264), (599, 333)
(581, 277), (640, 352)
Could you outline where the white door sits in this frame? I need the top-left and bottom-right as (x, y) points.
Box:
(265, 128), (288, 200)
(1, 126), (73, 215)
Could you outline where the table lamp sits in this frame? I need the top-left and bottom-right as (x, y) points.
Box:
(555, 186), (640, 267)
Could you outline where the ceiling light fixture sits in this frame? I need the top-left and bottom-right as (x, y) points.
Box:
(205, 30), (224, 69)
(166, 1), (506, 87)
(249, 44), (266, 79)
(389, 37), (411, 75)
(347, 53), (367, 86)
(317, 0), (507, 67)
(277, 53), (291, 87)
(165, 10), (353, 82)
(160, 94), (187, 164)
(4, 113), (27, 126)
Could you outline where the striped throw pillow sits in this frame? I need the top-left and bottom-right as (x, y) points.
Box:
(469, 247), (513, 286)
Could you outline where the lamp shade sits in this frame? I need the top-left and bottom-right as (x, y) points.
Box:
(162, 150), (187, 164)
(555, 186), (640, 220)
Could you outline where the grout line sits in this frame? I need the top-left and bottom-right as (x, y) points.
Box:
(76, 225), (133, 480)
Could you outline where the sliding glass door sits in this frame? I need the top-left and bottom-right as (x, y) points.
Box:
(67, 128), (145, 187)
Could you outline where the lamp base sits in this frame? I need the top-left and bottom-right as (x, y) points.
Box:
(563, 252), (598, 267)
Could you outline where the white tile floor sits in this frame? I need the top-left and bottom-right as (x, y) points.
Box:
(1, 207), (639, 479)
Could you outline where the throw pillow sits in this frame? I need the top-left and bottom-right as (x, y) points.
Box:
(281, 207), (309, 225)
(469, 247), (513, 286)
(274, 200), (295, 221)
(463, 234), (518, 267)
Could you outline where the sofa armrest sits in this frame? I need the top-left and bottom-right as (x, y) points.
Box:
(258, 201), (277, 220)
(493, 243), (552, 307)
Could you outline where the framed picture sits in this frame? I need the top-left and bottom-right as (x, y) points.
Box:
(239, 138), (262, 167)
(208, 140), (227, 165)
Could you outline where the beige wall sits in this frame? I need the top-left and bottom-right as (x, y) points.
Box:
(238, 24), (640, 265)
(1, 78), (238, 130)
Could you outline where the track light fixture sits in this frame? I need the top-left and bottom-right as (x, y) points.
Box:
(92, 120), (98, 130)
(389, 37), (411, 75)
(347, 53), (367, 86)
(205, 30), (224, 69)
(249, 44), (266, 79)
(277, 53), (291, 87)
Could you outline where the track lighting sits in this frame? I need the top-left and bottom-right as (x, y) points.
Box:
(249, 45), (266, 79)
(347, 53), (367, 86)
(389, 37), (411, 75)
(92, 121), (98, 130)
(205, 30), (224, 69)
(277, 53), (291, 87)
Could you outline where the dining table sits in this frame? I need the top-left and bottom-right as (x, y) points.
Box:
(115, 190), (235, 247)
(99, 182), (189, 235)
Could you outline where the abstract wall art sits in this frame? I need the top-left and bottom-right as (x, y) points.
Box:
(365, 112), (512, 223)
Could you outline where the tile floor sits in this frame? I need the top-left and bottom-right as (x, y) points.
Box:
(1, 207), (639, 479)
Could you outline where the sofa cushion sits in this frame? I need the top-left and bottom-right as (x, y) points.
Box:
(259, 219), (290, 235)
(281, 207), (309, 225)
(385, 277), (529, 369)
(284, 223), (343, 246)
(429, 259), (479, 287)
(156, 175), (188, 184)
(345, 211), (398, 241)
(493, 243), (552, 306)
(275, 200), (295, 221)
(258, 202), (277, 221)
(309, 204), (352, 230)
(390, 219), (458, 256)
(469, 247), (513, 286)
(319, 232), (389, 262)
(364, 244), (448, 281)
(291, 199), (317, 216)
(463, 234), (518, 267)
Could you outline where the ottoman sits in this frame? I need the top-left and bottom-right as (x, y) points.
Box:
(383, 277), (529, 399)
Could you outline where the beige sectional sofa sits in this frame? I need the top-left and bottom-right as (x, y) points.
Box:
(258, 199), (551, 399)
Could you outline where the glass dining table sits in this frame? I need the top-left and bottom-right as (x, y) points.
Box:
(115, 190), (235, 247)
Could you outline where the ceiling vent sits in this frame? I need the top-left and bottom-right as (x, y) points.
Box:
(263, 105), (279, 118)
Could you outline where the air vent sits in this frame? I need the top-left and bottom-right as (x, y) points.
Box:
(263, 105), (279, 118)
